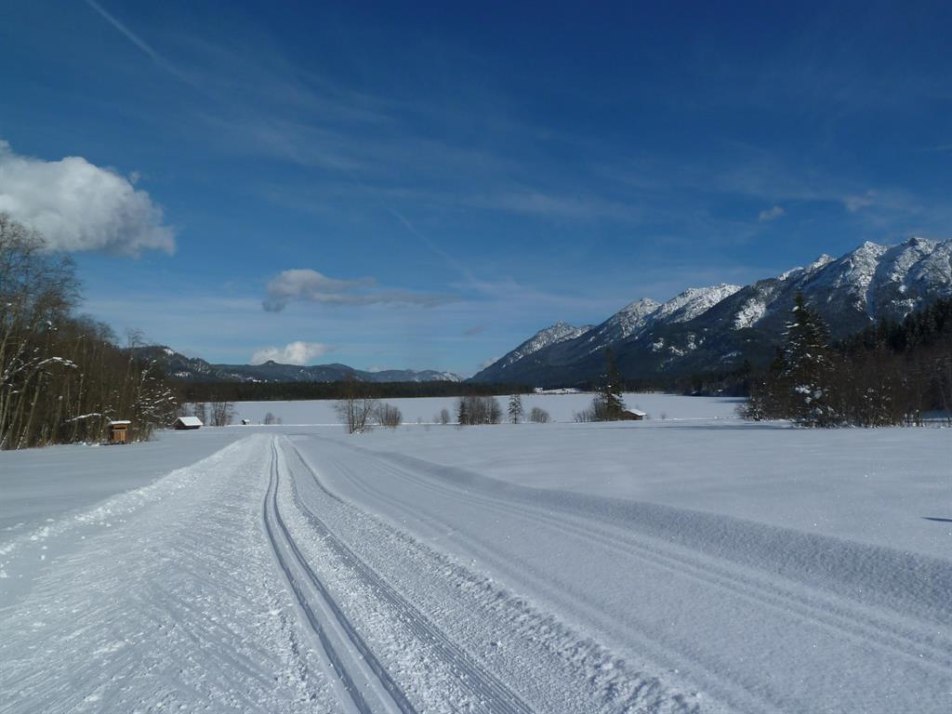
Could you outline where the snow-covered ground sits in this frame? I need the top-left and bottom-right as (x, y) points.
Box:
(1, 394), (950, 713)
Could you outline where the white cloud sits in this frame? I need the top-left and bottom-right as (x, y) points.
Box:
(263, 268), (455, 311)
(758, 205), (785, 222)
(0, 140), (174, 255)
(250, 341), (331, 365)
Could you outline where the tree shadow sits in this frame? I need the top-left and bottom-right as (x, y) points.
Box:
(922, 517), (952, 523)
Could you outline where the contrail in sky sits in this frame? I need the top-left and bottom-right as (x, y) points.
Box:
(386, 207), (476, 285)
(84, 1), (476, 293)
(83, 0), (197, 86)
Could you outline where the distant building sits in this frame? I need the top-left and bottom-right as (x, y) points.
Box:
(174, 416), (203, 430)
(108, 420), (131, 444)
(620, 409), (646, 421)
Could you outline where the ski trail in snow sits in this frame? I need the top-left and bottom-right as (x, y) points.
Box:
(0, 435), (335, 714)
(5, 428), (948, 713)
(263, 437), (416, 713)
(280, 436), (701, 714)
(293, 434), (952, 714)
(279, 439), (534, 714)
(354, 448), (952, 674)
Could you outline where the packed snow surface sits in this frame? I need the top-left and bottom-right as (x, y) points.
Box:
(2, 394), (951, 713)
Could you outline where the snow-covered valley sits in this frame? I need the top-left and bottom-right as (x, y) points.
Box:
(2, 395), (950, 713)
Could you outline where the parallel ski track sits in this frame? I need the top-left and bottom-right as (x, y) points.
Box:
(281, 439), (534, 714)
(262, 438), (417, 714)
(381, 457), (952, 673)
(303, 437), (952, 714)
(290, 440), (762, 713)
(336, 444), (952, 673)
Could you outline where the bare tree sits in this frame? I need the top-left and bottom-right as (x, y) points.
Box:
(335, 397), (377, 433)
(335, 379), (378, 433)
(209, 399), (234, 427)
(0, 214), (179, 448)
(0, 214), (79, 448)
(376, 402), (402, 429)
(529, 406), (550, 423)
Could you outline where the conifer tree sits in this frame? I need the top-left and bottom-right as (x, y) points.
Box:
(507, 394), (524, 423)
(595, 347), (626, 420)
(783, 293), (837, 426)
(744, 293), (839, 426)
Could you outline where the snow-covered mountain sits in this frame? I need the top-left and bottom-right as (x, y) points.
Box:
(473, 284), (742, 384)
(489, 322), (593, 373)
(131, 347), (462, 384)
(471, 237), (952, 387)
(653, 284), (744, 324)
(574, 298), (661, 355)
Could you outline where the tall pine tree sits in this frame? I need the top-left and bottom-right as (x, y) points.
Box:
(743, 293), (839, 426)
(596, 347), (626, 420)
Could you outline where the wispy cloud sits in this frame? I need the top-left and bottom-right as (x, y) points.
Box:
(467, 189), (640, 222)
(844, 191), (876, 213)
(263, 268), (456, 312)
(758, 205), (785, 222)
(0, 139), (174, 255)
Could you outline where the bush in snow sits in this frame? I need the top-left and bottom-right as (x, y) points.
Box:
(529, 406), (550, 423)
(376, 403), (402, 429)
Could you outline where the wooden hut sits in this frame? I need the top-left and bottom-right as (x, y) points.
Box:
(108, 420), (131, 444)
(620, 409), (646, 421)
(174, 416), (203, 430)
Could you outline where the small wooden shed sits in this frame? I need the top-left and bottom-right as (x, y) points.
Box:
(174, 416), (203, 430)
(620, 409), (646, 421)
(108, 420), (131, 444)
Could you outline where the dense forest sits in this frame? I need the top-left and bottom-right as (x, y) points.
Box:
(743, 293), (952, 426)
(0, 214), (177, 449)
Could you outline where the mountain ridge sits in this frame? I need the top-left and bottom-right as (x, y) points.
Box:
(130, 347), (462, 384)
(472, 237), (952, 387)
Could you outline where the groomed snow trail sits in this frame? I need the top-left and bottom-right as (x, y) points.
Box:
(290, 432), (952, 714)
(1, 434), (337, 712)
(271, 436), (692, 713)
(3, 429), (950, 712)
(0, 434), (697, 713)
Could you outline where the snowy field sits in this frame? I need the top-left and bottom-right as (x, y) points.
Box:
(228, 391), (742, 426)
(1, 394), (950, 713)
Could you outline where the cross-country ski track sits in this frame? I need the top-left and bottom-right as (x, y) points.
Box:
(2, 427), (951, 713)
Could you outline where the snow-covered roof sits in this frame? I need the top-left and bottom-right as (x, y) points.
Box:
(108, 420), (131, 426)
(175, 416), (203, 427)
(628, 408), (647, 417)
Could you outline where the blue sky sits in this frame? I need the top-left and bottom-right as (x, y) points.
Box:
(1, 1), (950, 375)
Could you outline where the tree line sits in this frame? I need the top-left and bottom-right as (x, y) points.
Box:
(0, 214), (177, 449)
(743, 293), (952, 426)
(175, 378), (533, 403)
